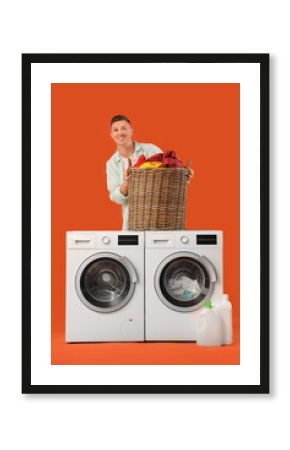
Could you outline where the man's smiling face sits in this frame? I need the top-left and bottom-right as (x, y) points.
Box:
(110, 120), (133, 147)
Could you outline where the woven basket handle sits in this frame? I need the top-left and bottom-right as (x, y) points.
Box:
(185, 160), (191, 177)
(127, 158), (133, 173)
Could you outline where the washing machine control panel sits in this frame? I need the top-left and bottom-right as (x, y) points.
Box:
(180, 235), (189, 244)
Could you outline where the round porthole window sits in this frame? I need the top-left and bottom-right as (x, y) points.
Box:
(155, 252), (216, 312)
(76, 253), (136, 313)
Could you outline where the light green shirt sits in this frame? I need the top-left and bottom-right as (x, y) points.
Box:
(106, 141), (163, 230)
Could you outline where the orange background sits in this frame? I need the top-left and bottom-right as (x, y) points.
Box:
(51, 83), (240, 365)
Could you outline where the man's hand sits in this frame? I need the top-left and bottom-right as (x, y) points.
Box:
(187, 167), (194, 184)
(120, 159), (132, 196)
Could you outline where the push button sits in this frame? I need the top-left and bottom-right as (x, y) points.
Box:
(101, 236), (110, 245)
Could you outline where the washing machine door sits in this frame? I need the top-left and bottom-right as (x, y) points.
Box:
(154, 251), (217, 312)
(75, 252), (137, 313)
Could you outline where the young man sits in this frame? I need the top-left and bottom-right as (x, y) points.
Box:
(106, 114), (163, 230)
(106, 114), (194, 230)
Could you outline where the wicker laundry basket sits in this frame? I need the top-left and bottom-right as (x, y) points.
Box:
(128, 168), (189, 230)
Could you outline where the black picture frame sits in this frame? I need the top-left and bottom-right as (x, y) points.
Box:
(22, 53), (269, 394)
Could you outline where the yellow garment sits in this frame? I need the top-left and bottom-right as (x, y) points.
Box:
(139, 161), (164, 169)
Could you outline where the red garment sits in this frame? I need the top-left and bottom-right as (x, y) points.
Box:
(146, 153), (163, 162)
(147, 150), (183, 168)
(133, 150), (184, 168)
(133, 155), (146, 168)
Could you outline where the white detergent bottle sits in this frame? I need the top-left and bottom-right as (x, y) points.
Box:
(196, 299), (223, 347)
(214, 294), (233, 345)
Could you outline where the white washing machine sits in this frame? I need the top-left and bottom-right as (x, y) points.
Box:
(145, 230), (223, 341)
(66, 231), (144, 342)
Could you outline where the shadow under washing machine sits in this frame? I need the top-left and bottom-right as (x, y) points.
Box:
(145, 230), (223, 341)
(66, 231), (144, 342)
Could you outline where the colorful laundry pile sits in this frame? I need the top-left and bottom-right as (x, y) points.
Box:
(133, 150), (184, 169)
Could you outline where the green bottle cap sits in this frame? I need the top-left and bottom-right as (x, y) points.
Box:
(204, 299), (213, 309)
